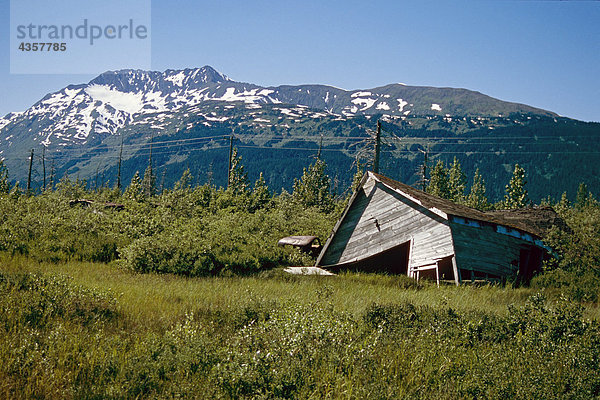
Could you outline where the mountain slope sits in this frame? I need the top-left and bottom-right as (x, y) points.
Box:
(0, 66), (596, 203)
(0, 66), (556, 149)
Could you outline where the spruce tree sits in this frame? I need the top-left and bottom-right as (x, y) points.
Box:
(55, 174), (86, 199)
(575, 182), (591, 209)
(228, 148), (249, 195)
(555, 191), (571, 214)
(125, 171), (143, 201)
(465, 168), (490, 210)
(0, 159), (9, 194)
(503, 164), (530, 209)
(173, 168), (193, 192)
(351, 161), (365, 192)
(250, 172), (271, 211)
(141, 165), (156, 197)
(292, 158), (333, 211)
(448, 157), (467, 202)
(426, 160), (450, 199)
(9, 181), (21, 200)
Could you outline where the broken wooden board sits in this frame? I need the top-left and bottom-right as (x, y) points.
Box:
(283, 267), (335, 276)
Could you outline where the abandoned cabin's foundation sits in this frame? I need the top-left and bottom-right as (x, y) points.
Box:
(315, 172), (561, 285)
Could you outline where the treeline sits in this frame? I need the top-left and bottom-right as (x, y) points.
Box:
(425, 158), (531, 210)
(0, 152), (341, 276)
(1, 151), (599, 293)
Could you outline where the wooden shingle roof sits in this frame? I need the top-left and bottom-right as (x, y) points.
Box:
(370, 172), (561, 238)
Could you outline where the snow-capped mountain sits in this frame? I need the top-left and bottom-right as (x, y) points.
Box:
(3, 65), (592, 203)
(0, 65), (556, 150)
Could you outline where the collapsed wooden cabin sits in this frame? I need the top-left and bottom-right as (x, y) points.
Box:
(315, 172), (560, 285)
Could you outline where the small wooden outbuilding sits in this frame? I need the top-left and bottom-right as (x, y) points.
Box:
(278, 235), (322, 257)
(315, 172), (559, 285)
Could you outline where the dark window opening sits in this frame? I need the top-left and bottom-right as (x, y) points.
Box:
(460, 268), (472, 281)
(438, 256), (454, 281)
(417, 268), (437, 281)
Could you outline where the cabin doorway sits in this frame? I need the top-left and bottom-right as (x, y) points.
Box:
(417, 255), (455, 282)
(517, 246), (544, 285)
(344, 240), (411, 275)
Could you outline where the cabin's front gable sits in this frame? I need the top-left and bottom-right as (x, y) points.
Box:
(317, 175), (455, 279)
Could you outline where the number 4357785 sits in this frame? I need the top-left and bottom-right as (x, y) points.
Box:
(19, 43), (66, 51)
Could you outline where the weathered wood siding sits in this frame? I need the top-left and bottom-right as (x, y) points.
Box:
(450, 221), (531, 278)
(319, 178), (455, 269)
(409, 227), (455, 272)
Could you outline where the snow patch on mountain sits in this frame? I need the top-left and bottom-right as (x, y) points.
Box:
(351, 97), (377, 111)
(431, 103), (442, 111)
(209, 87), (282, 104)
(397, 99), (408, 112)
(376, 102), (390, 110)
(278, 108), (302, 118)
(204, 115), (230, 122)
(85, 85), (146, 114)
(0, 114), (17, 131)
(351, 91), (372, 98)
(258, 89), (275, 97)
(165, 71), (187, 87)
(141, 90), (171, 111)
(41, 90), (75, 107)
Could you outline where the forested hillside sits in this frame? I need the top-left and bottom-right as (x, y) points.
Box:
(6, 109), (599, 203)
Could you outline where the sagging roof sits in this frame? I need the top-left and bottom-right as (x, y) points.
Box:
(370, 172), (560, 238)
(485, 208), (569, 236)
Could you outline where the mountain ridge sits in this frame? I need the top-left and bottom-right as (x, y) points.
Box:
(0, 65), (557, 146)
(0, 66), (596, 204)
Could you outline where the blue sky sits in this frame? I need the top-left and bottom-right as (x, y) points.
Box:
(1, 0), (599, 121)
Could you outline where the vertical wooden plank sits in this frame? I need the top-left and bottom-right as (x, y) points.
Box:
(447, 225), (460, 286)
(451, 255), (460, 286)
(408, 238), (414, 278)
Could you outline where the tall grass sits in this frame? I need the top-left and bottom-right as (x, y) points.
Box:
(2, 254), (558, 326)
(3, 255), (600, 399)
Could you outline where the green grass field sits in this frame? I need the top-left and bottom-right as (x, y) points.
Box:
(2, 254), (600, 399)
(1, 254), (569, 323)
